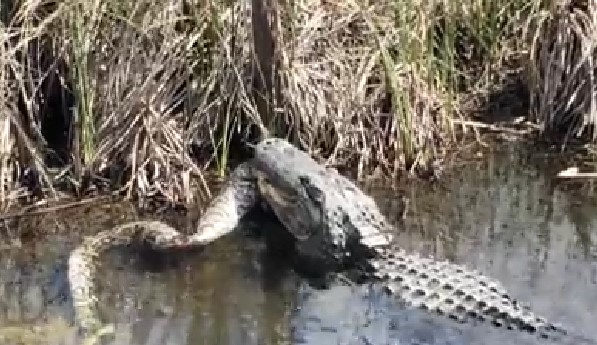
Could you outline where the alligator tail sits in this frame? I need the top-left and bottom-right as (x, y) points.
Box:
(366, 245), (597, 344)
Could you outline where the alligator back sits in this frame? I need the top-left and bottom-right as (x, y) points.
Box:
(369, 245), (575, 339)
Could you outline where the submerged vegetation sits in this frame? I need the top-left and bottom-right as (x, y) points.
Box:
(0, 0), (595, 208)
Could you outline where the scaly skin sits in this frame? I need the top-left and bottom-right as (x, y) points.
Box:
(369, 246), (567, 338)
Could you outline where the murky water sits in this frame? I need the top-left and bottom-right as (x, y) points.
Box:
(1, 144), (597, 345)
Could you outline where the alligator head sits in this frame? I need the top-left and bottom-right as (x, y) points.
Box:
(250, 138), (393, 276)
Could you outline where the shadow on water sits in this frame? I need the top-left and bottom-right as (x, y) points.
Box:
(1, 143), (597, 345)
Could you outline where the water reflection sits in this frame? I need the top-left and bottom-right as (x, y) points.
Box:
(0, 144), (596, 344)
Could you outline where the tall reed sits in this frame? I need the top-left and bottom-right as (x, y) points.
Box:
(527, 0), (597, 143)
(67, 0), (103, 177)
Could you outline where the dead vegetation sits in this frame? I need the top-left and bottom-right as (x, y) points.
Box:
(528, 0), (597, 143)
(0, 0), (593, 209)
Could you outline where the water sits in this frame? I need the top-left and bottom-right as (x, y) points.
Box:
(1, 144), (596, 345)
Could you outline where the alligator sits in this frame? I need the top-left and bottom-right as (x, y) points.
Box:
(68, 137), (595, 344)
(245, 138), (588, 341)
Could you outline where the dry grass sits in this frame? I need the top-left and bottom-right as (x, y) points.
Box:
(527, 0), (597, 143)
(1, 0), (262, 207)
(271, 0), (535, 178)
(273, 1), (437, 178)
(0, 0), (582, 208)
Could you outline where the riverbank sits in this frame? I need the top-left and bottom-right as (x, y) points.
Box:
(1, 0), (596, 209)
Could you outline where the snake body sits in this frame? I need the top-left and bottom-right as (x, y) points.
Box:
(68, 162), (257, 336)
(68, 221), (187, 332)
